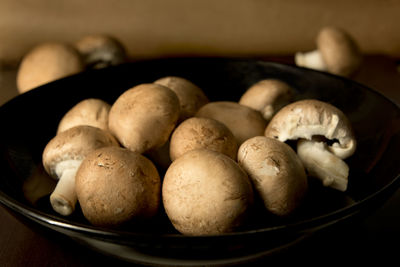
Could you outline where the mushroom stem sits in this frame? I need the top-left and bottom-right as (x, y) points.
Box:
(295, 50), (327, 71)
(297, 139), (349, 191)
(50, 159), (82, 216)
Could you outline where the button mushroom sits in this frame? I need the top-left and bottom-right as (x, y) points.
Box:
(74, 34), (127, 69)
(108, 83), (180, 154)
(265, 99), (356, 191)
(239, 79), (295, 121)
(154, 76), (209, 122)
(238, 136), (308, 216)
(195, 101), (267, 145)
(295, 26), (362, 77)
(162, 149), (254, 236)
(17, 42), (85, 93)
(169, 117), (238, 161)
(75, 146), (161, 227)
(42, 125), (119, 216)
(57, 98), (111, 134)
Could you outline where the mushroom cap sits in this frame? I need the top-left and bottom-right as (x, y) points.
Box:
(239, 79), (295, 120)
(265, 99), (356, 159)
(317, 26), (362, 76)
(154, 76), (209, 122)
(74, 34), (126, 69)
(75, 146), (161, 227)
(17, 42), (84, 93)
(57, 98), (111, 133)
(238, 136), (308, 216)
(162, 149), (254, 236)
(108, 83), (180, 154)
(195, 101), (267, 145)
(42, 125), (119, 179)
(169, 117), (238, 161)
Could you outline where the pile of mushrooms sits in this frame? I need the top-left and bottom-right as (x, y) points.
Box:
(16, 34), (127, 94)
(41, 71), (356, 235)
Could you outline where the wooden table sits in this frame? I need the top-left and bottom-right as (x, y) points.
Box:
(1, 55), (400, 266)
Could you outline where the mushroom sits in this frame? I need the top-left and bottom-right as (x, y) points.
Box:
(154, 76), (209, 123)
(169, 117), (238, 161)
(75, 146), (161, 227)
(108, 83), (180, 154)
(17, 42), (85, 93)
(162, 149), (254, 236)
(239, 79), (295, 120)
(295, 26), (362, 77)
(265, 99), (356, 191)
(42, 125), (119, 216)
(195, 101), (267, 145)
(238, 136), (308, 216)
(57, 98), (111, 133)
(74, 34), (127, 69)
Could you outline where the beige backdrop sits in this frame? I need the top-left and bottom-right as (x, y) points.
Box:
(1, 0), (400, 65)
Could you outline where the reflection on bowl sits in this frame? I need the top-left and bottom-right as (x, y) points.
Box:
(0, 58), (399, 266)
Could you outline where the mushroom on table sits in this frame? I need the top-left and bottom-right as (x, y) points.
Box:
(295, 26), (362, 77)
(265, 99), (356, 191)
(42, 125), (119, 216)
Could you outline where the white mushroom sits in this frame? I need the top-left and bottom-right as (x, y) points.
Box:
(265, 99), (356, 191)
(239, 79), (295, 120)
(57, 98), (111, 134)
(42, 125), (119, 216)
(17, 42), (84, 93)
(74, 34), (127, 69)
(295, 26), (362, 77)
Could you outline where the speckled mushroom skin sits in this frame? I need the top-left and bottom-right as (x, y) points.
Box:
(154, 76), (209, 122)
(265, 99), (356, 159)
(195, 101), (267, 145)
(75, 146), (161, 227)
(108, 83), (180, 154)
(42, 125), (119, 179)
(57, 98), (111, 133)
(162, 149), (254, 236)
(238, 136), (308, 216)
(317, 26), (362, 77)
(17, 42), (84, 93)
(169, 117), (238, 161)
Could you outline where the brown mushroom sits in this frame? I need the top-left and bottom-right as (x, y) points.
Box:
(17, 42), (84, 93)
(74, 34), (127, 69)
(265, 99), (356, 191)
(195, 101), (267, 145)
(154, 76), (209, 122)
(42, 125), (119, 216)
(239, 79), (295, 120)
(108, 83), (180, 154)
(75, 146), (161, 227)
(238, 136), (308, 216)
(169, 117), (238, 161)
(57, 98), (111, 134)
(295, 26), (362, 77)
(162, 149), (254, 236)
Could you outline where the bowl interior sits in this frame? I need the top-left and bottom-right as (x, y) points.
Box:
(0, 57), (399, 241)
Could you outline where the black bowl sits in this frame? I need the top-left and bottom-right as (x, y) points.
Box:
(0, 58), (399, 266)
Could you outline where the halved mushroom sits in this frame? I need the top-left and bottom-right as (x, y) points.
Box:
(42, 125), (119, 216)
(295, 26), (362, 77)
(154, 76), (209, 122)
(265, 99), (356, 191)
(239, 79), (295, 121)
(195, 101), (267, 145)
(57, 98), (111, 133)
(17, 42), (84, 93)
(238, 136), (308, 216)
(74, 34), (127, 69)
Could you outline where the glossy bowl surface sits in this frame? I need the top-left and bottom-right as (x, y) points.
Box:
(0, 58), (399, 266)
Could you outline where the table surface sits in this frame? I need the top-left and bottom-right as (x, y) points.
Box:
(1, 55), (400, 266)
